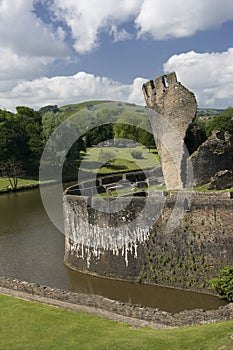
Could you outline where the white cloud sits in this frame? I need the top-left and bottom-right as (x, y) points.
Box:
(110, 25), (133, 42)
(128, 77), (148, 103)
(0, 48), (53, 81)
(0, 72), (147, 111)
(163, 48), (233, 107)
(136, 0), (233, 39)
(0, 0), (68, 83)
(50, 0), (142, 53)
(48, 0), (233, 53)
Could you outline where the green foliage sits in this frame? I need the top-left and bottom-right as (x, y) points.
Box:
(38, 105), (60, 115)
(0, 101), (156, 179)
(209, 265), (233, 301)
(205, 107), (233, 136)
(0, 106), (44, 176)
(85, 124), (114, 146)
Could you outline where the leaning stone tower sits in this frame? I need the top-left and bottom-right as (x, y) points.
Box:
(142, 72), (197, 190)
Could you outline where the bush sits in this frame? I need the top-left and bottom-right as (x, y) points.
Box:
(209, 265), (233, 301)
(98, 150), (115, 166)
(131, 150), (143, 159)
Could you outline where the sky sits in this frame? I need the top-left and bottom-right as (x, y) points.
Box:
(1, 0), (233, 112)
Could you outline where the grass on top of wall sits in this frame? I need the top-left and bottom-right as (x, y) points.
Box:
(1, 294), (233, 350)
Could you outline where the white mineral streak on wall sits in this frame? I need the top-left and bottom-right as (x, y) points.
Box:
(64, 194), (165, 267)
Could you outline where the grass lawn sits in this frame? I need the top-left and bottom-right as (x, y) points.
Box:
(79, 145), (160, 176)
(1, 294), (233, 350)
(0, 146), (159, 192)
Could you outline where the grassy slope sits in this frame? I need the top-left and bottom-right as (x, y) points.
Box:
(59, 100), (111, 117)
(1, 294), (233, 350)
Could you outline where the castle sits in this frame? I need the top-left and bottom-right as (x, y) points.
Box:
(63, 73), (233, 291)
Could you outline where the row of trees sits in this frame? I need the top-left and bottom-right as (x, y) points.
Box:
(0, 103), (232, 183)
(0, 104), (156, 182)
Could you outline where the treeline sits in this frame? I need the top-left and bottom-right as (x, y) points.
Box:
(0, 102), (232, 179)
(196, 107), (233, 137)
(0, 103), (155, 178)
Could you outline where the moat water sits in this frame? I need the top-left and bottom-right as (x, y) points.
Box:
(0, 188), (226, 313)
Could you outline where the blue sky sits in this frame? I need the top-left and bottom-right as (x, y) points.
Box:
(1, 0), (233, 111)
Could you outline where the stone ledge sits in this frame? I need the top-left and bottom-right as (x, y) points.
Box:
(0, 276), (232, 328)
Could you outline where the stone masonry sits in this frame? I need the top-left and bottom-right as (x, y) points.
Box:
(142, 72), (197, 190)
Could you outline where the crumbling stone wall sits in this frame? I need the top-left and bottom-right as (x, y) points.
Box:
(64, 184), (233, 292)
(142, 72), (233, 189)
(190, 130), (233, 187)
(142, 72), (197, 190)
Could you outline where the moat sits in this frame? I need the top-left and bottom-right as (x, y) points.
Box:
(0, 187), (226, 313)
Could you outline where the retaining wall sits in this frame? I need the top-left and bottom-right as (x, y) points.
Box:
(64, 179), (233, 292)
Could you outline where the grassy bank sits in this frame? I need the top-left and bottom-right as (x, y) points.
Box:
(1, 294), (233, 350)
(0, 178), (40, 192)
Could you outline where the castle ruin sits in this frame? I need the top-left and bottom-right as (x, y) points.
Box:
(142, 72), (197, 190)
(143, 72), (233, 190)
(63, 73), (233, 292)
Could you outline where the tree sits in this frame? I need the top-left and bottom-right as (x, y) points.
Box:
(137, 128), (155, 151)
(0, 158), (24, 190)
(206, 107), (233, 136)
(85, 124), (114, 146)
(209, 265), (233, 301)
(38, 105), (60, 115)
(0, 110), (28, 161)
(15, 106), (44, 174)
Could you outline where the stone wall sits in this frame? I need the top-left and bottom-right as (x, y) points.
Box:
(142, 72), (197, 190)
(64, 183), (233, 292)
(190, 131), (233, 187)
(140, 192), (233, 290)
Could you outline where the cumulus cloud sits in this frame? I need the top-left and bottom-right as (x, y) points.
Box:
(47, 0), (233, 53)
(0, 0), (68, 83)
(163, 48), (233, 107)
(0, 72), (147, 111)
(50, 0), (142, 53)
(136, 0), (233, 40)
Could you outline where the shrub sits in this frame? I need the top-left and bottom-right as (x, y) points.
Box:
(209, 265), (233, 301)
(98, 150), (115, 166)
(131, 150), (143, 159)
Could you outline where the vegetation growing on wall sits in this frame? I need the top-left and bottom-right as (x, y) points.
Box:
(209, 266), (233, 301)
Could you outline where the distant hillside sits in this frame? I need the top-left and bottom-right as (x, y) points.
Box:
(197, 108), (224, 117)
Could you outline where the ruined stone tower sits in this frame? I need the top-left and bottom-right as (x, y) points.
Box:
(142, 72), (197, 190)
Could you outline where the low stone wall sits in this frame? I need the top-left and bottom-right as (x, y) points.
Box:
(0, 276), (232, 327)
